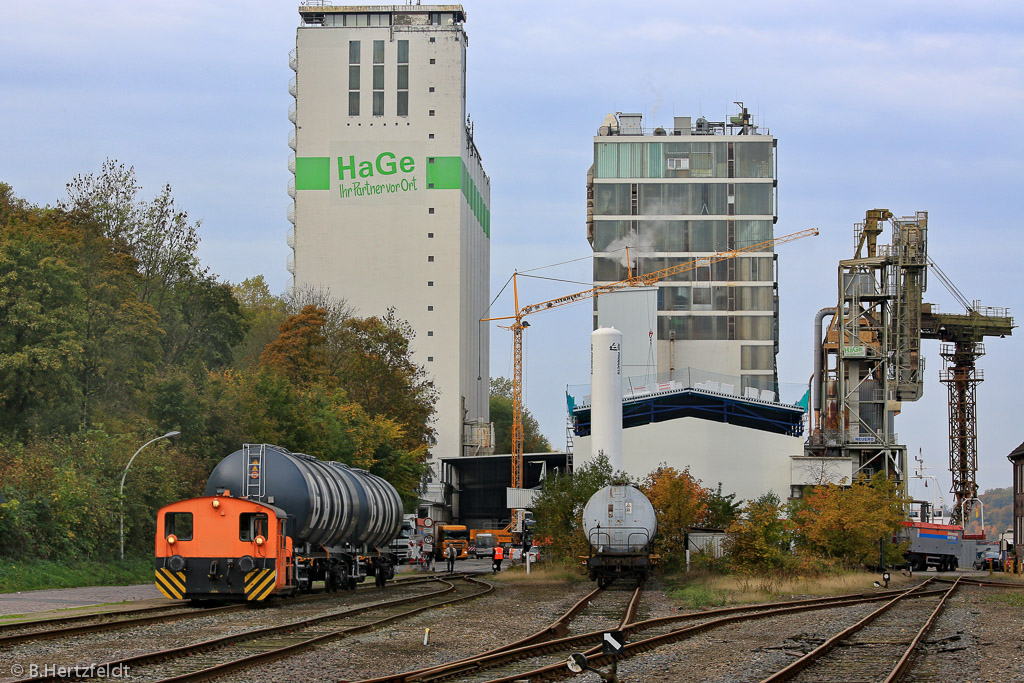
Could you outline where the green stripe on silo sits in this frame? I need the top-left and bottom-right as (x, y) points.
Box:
(425, 156), (462, 189)
(295, 157), (331, 190)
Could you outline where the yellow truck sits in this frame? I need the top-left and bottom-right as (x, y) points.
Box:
(433, 524), (469, 561)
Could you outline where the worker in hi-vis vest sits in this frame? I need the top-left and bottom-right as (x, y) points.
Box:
(492, 545), (504, 574)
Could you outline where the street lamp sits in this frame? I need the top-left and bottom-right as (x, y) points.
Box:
(120, 431), (180, 560)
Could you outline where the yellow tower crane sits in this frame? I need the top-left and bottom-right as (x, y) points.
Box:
(483, 227), (819, 518)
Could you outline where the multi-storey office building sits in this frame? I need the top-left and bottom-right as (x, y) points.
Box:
(288, 4), (490, 502)
(587, 110), (778, 393)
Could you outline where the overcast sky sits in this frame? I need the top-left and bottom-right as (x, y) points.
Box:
(3, 1), (1022, 501)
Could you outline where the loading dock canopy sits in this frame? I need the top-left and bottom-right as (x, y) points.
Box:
(441, 452), (569, 523)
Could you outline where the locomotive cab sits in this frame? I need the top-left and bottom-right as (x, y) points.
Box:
(155, 492), (293, 602)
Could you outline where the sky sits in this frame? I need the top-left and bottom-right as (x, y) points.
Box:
(2, 1), (1022, 501)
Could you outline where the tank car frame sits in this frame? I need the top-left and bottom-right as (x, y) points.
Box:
(585, 526), (656, 588)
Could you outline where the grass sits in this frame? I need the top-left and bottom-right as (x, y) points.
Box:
(0, 557), (154, 594)
(985, 591), (1024, 608)
(664, 582), (729, 609)
(662, 569), (906, 609)
(486, 560), (590, 584)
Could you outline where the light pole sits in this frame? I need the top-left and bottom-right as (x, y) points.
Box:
(120, 431), (180, 560)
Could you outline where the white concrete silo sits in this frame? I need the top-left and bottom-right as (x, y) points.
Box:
(591, 327), (623, 473)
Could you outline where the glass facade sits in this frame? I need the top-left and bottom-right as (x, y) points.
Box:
(591, 128), (778, 384)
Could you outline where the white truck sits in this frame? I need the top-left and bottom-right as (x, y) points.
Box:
(388, 516), (420, 564)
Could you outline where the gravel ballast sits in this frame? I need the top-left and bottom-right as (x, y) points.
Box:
(2, 569), (1021, 683)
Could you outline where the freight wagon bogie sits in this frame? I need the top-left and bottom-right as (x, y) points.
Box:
(155, 444), (404, 602)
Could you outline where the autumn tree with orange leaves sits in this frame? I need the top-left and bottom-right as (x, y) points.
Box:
(791, 473), (908, 568)
(260, 304), (332, 386)
(642, 465), (709, 568)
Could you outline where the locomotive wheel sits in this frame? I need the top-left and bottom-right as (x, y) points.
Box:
(329, 566), (348, 592)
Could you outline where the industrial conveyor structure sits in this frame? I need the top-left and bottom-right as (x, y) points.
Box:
(804, 210), (1013, 523)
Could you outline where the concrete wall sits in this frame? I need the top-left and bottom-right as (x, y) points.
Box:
(574, 418), (802, 503)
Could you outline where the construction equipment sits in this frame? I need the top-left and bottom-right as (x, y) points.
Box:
(806, 210), (1013, 524)
(484, 227), (819, 515)
(922, 306), (1013, 522)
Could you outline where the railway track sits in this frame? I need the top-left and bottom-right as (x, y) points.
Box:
(16, 575), (491, 683)
(759, 578), (961, 682)
(357, 583), (644, 683)
(0, 573), (442, 648)
(383, 581), (952, 683)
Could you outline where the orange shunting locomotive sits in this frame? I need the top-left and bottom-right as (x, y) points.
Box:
(155, 444), (403, 602)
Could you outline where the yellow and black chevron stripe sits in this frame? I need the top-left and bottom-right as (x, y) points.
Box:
(245, 568), (277, 601)
(155, 568), (186, 600)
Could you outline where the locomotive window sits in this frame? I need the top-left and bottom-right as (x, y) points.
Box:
(165, 512), (193, 541)
(240, 513), (269, 542)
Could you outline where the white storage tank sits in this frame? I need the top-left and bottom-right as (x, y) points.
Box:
(591, 327), (623, 472)
(582, 485), (657, 553)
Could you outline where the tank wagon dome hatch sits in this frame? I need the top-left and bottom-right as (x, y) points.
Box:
(582, 484), (658, 553)
(205, 444), (403, 551)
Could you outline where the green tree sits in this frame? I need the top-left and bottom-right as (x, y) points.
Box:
(704, 482), (743, 529)
(199, 367), (427, 506)
(66, 208), (162, 423)
(971, 487), (1012, 538)
(0, 185), (85, 433)
(336, 309), (437, 452)
(723, 492), (792, 573)
(0, 428), (203, 560)
(531, 454), (612, 563)
(232, 275), (289, 369)
(63, 160), (245, 371)
(489, 376), (552, 453)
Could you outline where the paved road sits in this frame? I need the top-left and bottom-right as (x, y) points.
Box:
(0, 554), (538, 618)
(0, 584), (163, 617)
